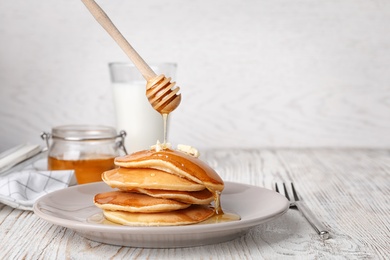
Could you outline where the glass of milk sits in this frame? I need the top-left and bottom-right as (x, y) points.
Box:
(109, 62), (177, 154)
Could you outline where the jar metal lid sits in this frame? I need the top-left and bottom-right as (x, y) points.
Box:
(51, 125), (118, 141)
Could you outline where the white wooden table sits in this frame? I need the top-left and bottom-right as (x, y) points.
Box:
(1, 149), (389, 259)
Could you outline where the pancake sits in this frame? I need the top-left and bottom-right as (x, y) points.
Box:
(103, 205), (215, 226)
(96, 146), (226, 226)
(132, 188), (214, 205)
(94, 191), (190, 213)
(102, 167), (206, 191)
(114, 149), (224, 192)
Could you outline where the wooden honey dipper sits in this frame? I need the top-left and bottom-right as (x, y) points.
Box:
(81, 0), (181, 114)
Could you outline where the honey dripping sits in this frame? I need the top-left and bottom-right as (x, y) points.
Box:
(206, 190), (241, 224)
(214, 190), (223, 214)
(162, 113), (169, 145)
(159, 119), (241, 224)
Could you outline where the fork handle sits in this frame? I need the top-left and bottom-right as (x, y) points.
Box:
(295, 201), (330, 240)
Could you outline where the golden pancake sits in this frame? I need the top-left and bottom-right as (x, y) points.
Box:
(94, 191), (190, 213)
(103, 205), (215, 226)
(114, 149), (224, 192)
(102, 167), (206, 191)
(132, 188), (214, 205)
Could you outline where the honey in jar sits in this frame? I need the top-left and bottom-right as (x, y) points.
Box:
(43, 125), (126, 184)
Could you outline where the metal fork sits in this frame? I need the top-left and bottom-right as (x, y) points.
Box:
(275, 182), (330, 240)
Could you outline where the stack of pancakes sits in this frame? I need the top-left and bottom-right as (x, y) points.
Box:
(94, 147), (224, 226)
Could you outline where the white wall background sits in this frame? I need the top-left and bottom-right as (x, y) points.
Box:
(1, 0), (390, 151)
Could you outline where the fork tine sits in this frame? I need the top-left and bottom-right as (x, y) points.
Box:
(283, 183), (290, 201)
(275, 182), (280, 193)
(291, 183), (299, 201)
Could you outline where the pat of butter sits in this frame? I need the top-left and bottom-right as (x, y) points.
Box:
(151, 141), (172, 152)
(177, 144), (200, 157)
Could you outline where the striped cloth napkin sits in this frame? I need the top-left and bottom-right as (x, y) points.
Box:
(0, 163), (75, 211)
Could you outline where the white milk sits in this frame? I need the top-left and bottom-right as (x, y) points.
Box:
(112, 81), (164, 153)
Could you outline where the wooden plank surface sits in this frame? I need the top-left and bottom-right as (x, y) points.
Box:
(1, 149), (389, 259)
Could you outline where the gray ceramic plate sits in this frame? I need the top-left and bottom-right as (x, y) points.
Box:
(33, 181), (289, 248)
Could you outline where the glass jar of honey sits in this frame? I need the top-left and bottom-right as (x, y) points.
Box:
(41, 125), (126, 184)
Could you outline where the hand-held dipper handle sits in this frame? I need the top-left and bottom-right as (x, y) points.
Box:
(81, 0), (181, 114)
(81, 0), (156, 80)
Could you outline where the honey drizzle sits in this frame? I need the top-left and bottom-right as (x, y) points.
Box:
(157, 116), (226, 217)
(145, 112), (238, 223)
(213, 190), (223, 215)
(162, 113), (169, 145)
